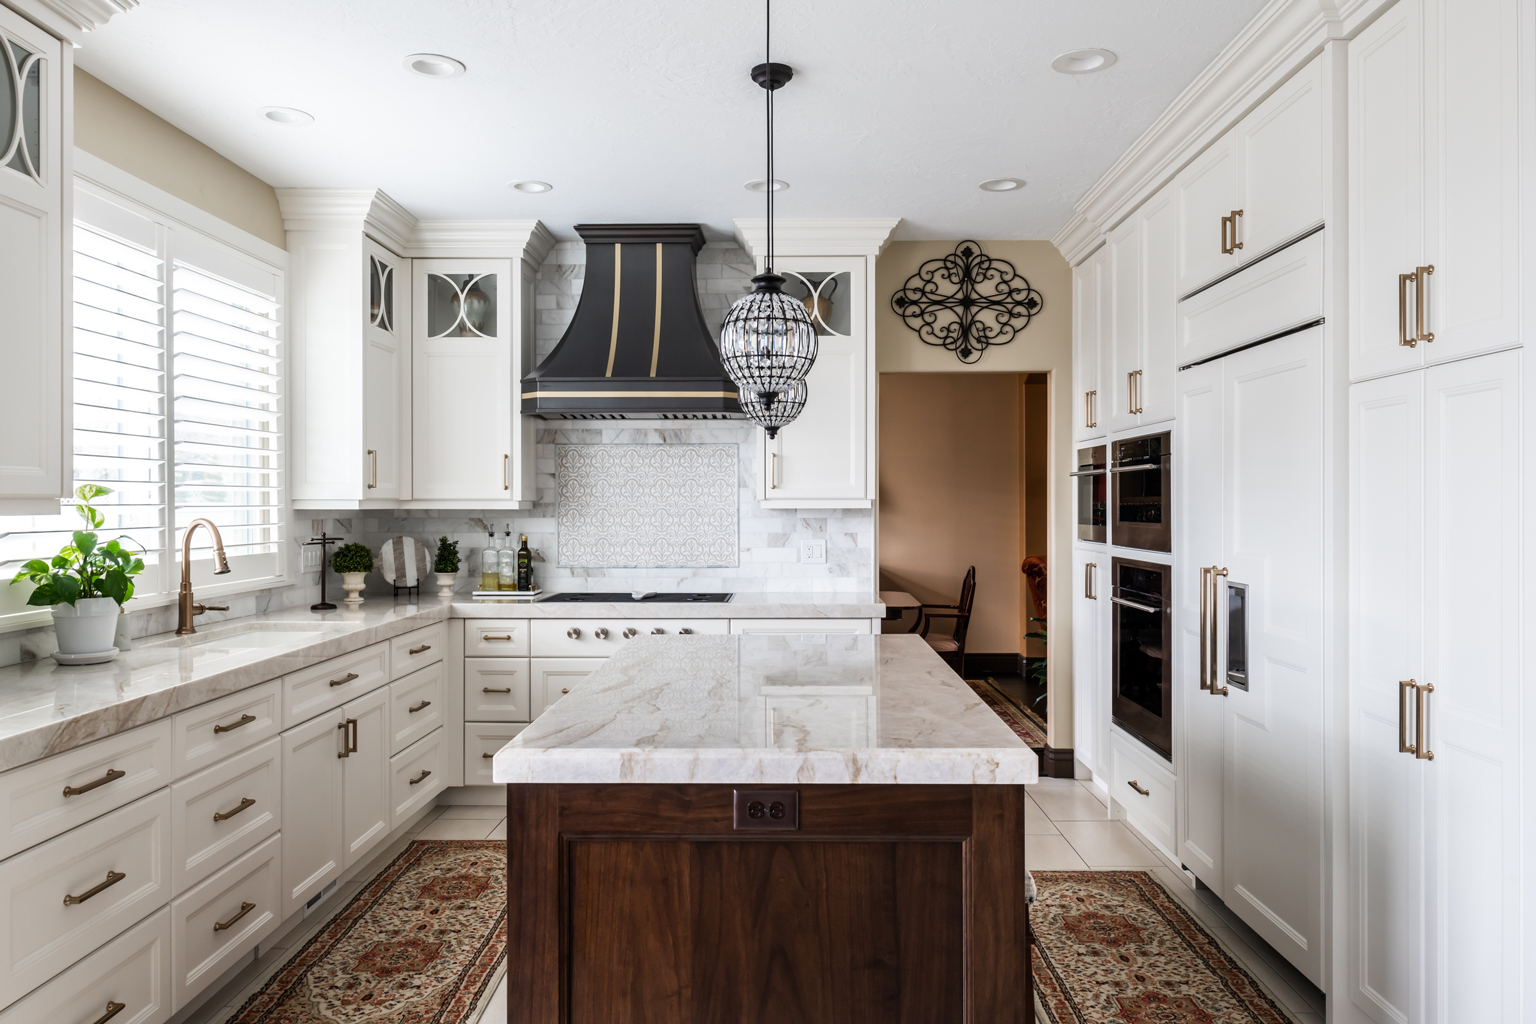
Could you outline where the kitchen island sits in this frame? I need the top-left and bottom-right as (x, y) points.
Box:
(493, 632), (1037, 1023)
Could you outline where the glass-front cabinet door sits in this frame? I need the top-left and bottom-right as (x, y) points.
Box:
(758, 256), (870, 506)
(363, 239), (408, 499)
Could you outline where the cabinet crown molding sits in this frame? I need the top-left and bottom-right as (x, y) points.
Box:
(409, 219), (556, 263)
(275, 188), (417, 255)
(2, 0), (135, 42)
(1050, 0), (1377, 265)
(733, 218), (901, 258)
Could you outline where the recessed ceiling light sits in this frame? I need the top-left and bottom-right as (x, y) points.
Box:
(979, 178), (1026, 192)
(1051, 48), (1118, 74)
(744, 179), (790, 193)
(508, 180), (553, 193)
(403, 53), (466, 78)
(260, 106), (313, 126)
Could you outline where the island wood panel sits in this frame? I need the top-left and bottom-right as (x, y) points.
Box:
(507, 783), (1030, 1024)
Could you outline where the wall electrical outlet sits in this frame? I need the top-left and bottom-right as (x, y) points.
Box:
(301, 545), (323, 572)
(800, 540), (827, 564)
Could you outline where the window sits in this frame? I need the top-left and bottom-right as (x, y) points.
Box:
(0, 179), (285, 610)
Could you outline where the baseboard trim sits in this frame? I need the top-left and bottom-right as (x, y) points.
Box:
(965, 653), (1025, 676)
(1040, 744), (1076, 779)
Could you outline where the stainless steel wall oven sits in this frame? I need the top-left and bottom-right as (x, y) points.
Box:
(1111, 556), (1172, 760)
(1111, 431), (1171, 552)
(1073, 445), (1107, 543)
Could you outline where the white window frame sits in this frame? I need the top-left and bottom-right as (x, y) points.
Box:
(0, 151), (291, 634)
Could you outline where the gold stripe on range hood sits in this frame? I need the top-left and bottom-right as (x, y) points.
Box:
(522, 390), (739, 399)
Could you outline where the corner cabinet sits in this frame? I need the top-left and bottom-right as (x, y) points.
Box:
(0, 5), (67, 514)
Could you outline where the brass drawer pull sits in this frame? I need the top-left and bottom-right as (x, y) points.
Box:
(1399, 679), (1417, 755)
(92, 1001), (127, 1024)
(408, 700), (432, 713)
(338, 718), (358, 758)
(1415, 682), (1435, 761)
(329, 672), (359, 688)
(408, 644), (432, 655)
(64, 870), (126, 906)
(1127, 780), (1150, 796)
(482, 687), (512, 694)
(482, 752), (494, 759)
(481, 634), (512, 641)
(214, 901), (256, 932)
(213, 713), (256, 734)
(213, 797), (256, 822)
(409, 769), (432, 786)
(560, 688), (570, 695)
(63, 768), (126, 797)
(367, 449), (378, 489)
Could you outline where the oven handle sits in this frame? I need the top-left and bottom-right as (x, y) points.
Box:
(1110, 463), (1164, 474)
(1068, 469), (1107, 477)
(1110, 595), (1162, 614)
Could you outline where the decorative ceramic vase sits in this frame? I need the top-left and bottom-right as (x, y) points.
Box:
(435, 572), (458, 600)
(52, 597), (120, 658)
(341, 572), (367, 607)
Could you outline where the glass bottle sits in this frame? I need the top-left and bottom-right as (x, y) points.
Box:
(498, 529), (517, 590)
(517, 535), (533, 591)
(481, 527), (500, 591)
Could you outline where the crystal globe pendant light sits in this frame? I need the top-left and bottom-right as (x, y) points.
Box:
(719, 0), (817, 439)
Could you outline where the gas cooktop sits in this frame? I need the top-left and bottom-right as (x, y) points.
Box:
(540, 592), (733, 603)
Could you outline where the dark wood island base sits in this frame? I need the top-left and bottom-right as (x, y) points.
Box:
(507, 783), (1032, 1024)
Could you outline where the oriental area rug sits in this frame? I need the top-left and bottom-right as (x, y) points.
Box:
(1030, 871), (1298, 1024)
(227, 841), (506, 1024)
(966, 676), (1048, 749)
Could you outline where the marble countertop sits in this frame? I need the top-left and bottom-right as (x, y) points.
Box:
(453, 592), (884, 618)
(493, 634), (1037, 786)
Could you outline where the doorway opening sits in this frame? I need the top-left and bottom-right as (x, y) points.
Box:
(877, 372), (1050, 731)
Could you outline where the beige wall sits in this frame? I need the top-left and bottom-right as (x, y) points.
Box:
(877, 240), (1074, 748)
(879, 374), (1021, 654)
(73, 69), (284, 248)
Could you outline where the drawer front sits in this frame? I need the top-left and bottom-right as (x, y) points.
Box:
(0, 907), (171, 1024)
(1110, 731), (1177, 857)
(463, 618), (530, 657)
(388, 729), (444, 830)
(529, 618), (727, 656)
(1177, 228), (1324, 366)
(170, 681), (280, 780)
(282, 642), (389, 727)
(388, 663), (445, 755)
(0, 719), (173, 862)
(464, 659), (531, 722)
(529, 659), (606, 720)
(729, 618), (874, 635)
(169, 738), (281, 895)
(169, 833), (281, 1012)
(464, 724), (526, 785)
(389, 622), (446, 678)
(0, 790), (171, 1010)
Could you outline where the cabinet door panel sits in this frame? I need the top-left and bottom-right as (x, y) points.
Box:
(363, 239), (408, 499)
(1105, 218), (1142, 433)
(279, 711), (345, 919)
(1070, 549), (1102, 776)
(1175, 137), (1238, 295)
(1071, 252), (1104, 442)
(342, 687), (390, 869)
(1349, 0), (1425, 379)
(1137, 190), (1178, 425)
(1424, 0), (1521, 364)
(1422, 351), (1520, 1024)
(1236, 57), (1324, 259)
(1348, 372), (1425, 1024)
(530, 659), (606, 720)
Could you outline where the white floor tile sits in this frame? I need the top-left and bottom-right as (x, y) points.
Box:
(1076, 780), (1110, 809)
(416, 817), (502, 841)
(1029, 783), (1112, 821)
(1025, 834), (1089, 870)
(437, 806), (506, 819)
(1055, 820), (1164, 868)
(477, 972), (509, 1024)
(486, 818), (508, 840)
(1024, 795), (1059, 835)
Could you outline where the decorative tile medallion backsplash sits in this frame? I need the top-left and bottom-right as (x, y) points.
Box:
(557, 444), (739, 567)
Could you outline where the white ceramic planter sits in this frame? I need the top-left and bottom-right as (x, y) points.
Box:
(53, 597), (121, 655)
(341, 572), (367, 606)
(435, 572), (458, 600)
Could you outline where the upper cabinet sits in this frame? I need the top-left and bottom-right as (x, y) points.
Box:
(1348, 0), (1521, 380)
(735, 219), (897, 509)
(1175, 56), (1325, 297)
(1104, 188), (1178, 433)
(1072, 245), (1106, 442)
(0, 5), (66, 514)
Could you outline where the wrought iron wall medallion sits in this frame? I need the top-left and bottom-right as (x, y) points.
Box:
(890, 241), (1043, 363)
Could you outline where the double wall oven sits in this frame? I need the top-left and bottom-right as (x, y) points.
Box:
(1074, 430), (1171, 551)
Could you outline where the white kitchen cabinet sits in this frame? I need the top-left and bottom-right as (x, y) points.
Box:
(168, 833), (281, 1012)
(529, 659), (605, 720)
(0, 907), (170, 1024)
(413, 256), (538, 506)
(728, 618), (872, 635)
(340, 687), (389, 869)
(278, 710), (345, 920)
(1070, 549), (1105, 777)
(465, 723), (525, 785)
(757, 256), (870, 506)
(0, 5), (67, 514)
(1072, 245), (1106, 442)
(388, 662), (444, 754)
(1105, 189), (1178, 433)
(387, 728), (443, 829)
(1346, 351), (1522, 1024)
(1348, 0), (1521, 380)
(464, 658), (531, 722)
(1176, 55), (1325, 297)
(1175, 326), (1327, 987)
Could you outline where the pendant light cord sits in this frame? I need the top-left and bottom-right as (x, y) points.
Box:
(765, 0), (773, 275)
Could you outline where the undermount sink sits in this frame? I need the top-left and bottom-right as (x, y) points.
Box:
(148, 622), (341, 650)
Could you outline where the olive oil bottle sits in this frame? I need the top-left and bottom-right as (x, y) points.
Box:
(498, 529), (517, 590)
(480, 526), (500, 591)
(517, 535), (533, 591)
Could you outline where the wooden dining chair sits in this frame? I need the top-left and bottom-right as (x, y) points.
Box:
(919, 566), (976, 676)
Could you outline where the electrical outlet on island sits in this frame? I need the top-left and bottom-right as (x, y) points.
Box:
(800, 540), (827, 564)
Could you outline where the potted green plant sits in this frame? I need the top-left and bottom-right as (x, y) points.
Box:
(9, 484), (146, 662)
(331, 542), (374, 606)
(433, 536), (461, 600)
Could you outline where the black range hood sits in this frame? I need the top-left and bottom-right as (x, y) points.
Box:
(521, 224), (744, 420)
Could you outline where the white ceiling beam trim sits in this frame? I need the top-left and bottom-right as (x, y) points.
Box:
(733, 218), (902, 259)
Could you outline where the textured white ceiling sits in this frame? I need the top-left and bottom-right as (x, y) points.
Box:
(75, 0), (1267, 241)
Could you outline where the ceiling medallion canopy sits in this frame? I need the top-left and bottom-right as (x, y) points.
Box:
(718, 0), (816, 439)
(890, 240), (1044, 363)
